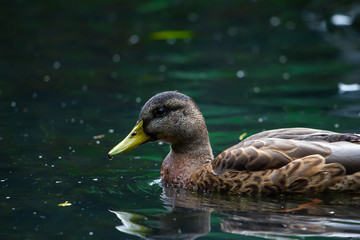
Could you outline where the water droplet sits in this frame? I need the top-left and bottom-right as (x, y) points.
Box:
(159, 65), (167, 72)
(108, 13), (117, 22)
(53, 61), (61, 70)
(253, 87), (261, 93)
(39, 155), (43, 159)
(252, 46), (260, 54)
(32, 92), (38, 98)
(61, 102), (66, 108)
(82, 85), (88, 91)
(43, 75), (50, 82)
(286, 21), (296, 30)
(236, 70), (245, 78)
(334, 123), (339, 128)
(279, 55), (287, 64)
(270, 16), (281, 27)
(213, 32), (223, 41)
(227, 27), (237, 36)
(135, 97), (141, 103)
(167, 39), (176, 45)
(108, 129), (114, 133)
(110, 72), (118, 79)
(93, 178), (98, 181)
(113, 54), (121, 62)
(282, 72), (290, 80)
(89, 232), (94, 236)
(10, 102), (16, 107)
(128, 35), (139, 45)
(187, 12), (198, 22)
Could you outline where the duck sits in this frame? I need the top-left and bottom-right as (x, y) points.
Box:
(108, 91), (360, 195)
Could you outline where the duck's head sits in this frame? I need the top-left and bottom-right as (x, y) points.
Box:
(108, 91), (209, 159)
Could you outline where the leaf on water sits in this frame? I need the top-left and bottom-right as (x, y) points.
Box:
(58, 201), (72, 207)
(150, 31), (193, 40)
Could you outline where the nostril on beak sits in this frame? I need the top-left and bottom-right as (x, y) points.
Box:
(130, 132), (137, 137)
(107, 154), (113, 160)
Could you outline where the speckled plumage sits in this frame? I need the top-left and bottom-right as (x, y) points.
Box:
(109, 91), (360, 195)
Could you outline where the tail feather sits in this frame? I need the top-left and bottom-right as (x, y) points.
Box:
(330, 172), (360, 191)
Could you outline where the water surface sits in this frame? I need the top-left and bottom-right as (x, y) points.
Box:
(1, 1), (360, 239)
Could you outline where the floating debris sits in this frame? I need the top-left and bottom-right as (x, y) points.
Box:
(338, 83), (360, 94)
(331, 14), (352, 26)
(280, 199), (322, 212)
(58, 201), (72, 207)
(93, 134), (105, 139)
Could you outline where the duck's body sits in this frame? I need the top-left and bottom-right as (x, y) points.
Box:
(108, 91), (360, 195)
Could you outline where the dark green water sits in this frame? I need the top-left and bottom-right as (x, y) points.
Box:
(1, 1), (360, 239)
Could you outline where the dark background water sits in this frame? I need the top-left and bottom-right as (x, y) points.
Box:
(1, 0), (360, 239)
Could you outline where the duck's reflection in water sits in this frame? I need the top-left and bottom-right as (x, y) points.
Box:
(110, 186), (360, 239)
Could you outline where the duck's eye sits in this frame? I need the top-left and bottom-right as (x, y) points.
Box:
(154, 107), (166, 117)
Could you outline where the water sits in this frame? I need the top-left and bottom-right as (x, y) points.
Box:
(1, 0), (360, 239)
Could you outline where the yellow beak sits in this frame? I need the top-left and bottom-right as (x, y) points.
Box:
(108, 121), (150, 159)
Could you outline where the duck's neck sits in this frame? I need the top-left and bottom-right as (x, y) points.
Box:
(160, 130), (213, 186)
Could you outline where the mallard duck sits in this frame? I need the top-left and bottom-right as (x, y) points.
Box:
(108, 91), (360, 195)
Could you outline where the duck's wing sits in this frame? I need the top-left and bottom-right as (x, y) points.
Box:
(212, 128), (360, 175)
(245, 127), (360, 143)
